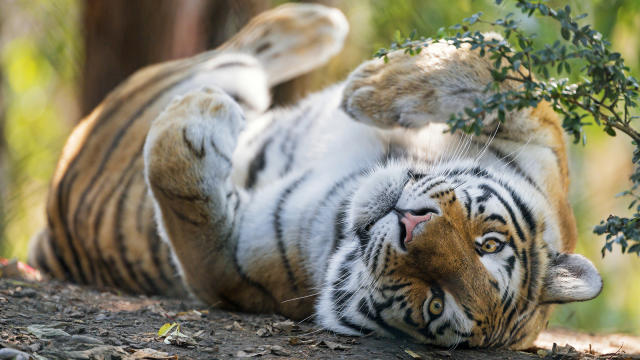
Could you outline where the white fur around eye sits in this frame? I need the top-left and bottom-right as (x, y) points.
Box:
(478, 239), (520, 296)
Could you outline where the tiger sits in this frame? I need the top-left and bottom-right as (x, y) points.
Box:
(28, 3), (602, 349)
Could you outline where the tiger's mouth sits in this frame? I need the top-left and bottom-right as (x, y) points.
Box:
(392, 208), (437, 250)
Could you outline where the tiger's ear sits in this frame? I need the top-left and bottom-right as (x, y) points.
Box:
(540, 253), (603, 304)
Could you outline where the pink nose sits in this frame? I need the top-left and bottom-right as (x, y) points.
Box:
(400, 212), (433, 244)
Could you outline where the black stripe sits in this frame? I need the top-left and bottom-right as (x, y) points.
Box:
(305, 171), (360, 252)
(333, 289), (354, 312)
(502, 292), (514, 310)
(182, 127), (205, 158)
(279, 106), (314, 175)
(403, 307), (419, 327)
(135, 183), (148, 234)
(333, 247), (358, 294)
(479, 184), (527, 243)
(255, 42), (271, 54)
(526, 233), (540, 303)
(245, 139), (272, 189)
(476, 186), (492, 203)
(170, 206), (207, 226)
(155, 184), (210, 203)
(504, 186), (536, 236)
(91, 194), (117, 288)
(509, 308), (537, 345)
(136, 269), (161, 295)
(361, 295), (413, 339)
(421, 179), (446, 195)
(435, 320), (451, 335)
(380, 282), (412, 292)
(105, 257), (131, 292)
(274, 171), (312, 292)
(338, 317), (374, 335)
(331, 197), (351, 253)
(218, 292), (242, 310)
(485, 214), (507, 225)
(55, 172), (87, 284)
(147, 227), (175, 290)
(488, 279), (500, 291)
(462, 189), (472, 219)
(114, 170), (149, 293)
(504, 255), (516, 278)
(44, 215), (74, 280)
(209, 138), (232, 167)
(369, 237), (385, 272)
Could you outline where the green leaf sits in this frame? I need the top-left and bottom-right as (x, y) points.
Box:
(158, 323), (179, 337)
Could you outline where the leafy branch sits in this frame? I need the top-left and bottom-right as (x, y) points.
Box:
(376, 0), (640, 256)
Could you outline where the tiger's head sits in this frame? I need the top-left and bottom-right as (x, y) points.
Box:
(317, 160), (602, 348)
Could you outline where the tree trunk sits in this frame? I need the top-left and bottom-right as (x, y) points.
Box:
(81, 0), (270, 117)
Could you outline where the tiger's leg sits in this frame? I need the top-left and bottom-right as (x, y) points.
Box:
(340, 40), (566, 147)
(143, 87), (271, 309)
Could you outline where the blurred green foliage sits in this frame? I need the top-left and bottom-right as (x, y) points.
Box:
(0, 0), (638, 335)
(0, 0), (80, 259)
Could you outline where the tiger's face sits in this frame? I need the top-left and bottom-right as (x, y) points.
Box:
(317, 161), (602, 348)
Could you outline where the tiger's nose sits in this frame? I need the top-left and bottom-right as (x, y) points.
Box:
(394, 209), (434, 244)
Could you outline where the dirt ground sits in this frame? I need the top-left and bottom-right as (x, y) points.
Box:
(1, 278), (640, 360)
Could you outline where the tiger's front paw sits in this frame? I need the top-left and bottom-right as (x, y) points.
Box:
(340, 52), (437, 129)
(144, 87), (244, 197)
(341, 41), (501, 129)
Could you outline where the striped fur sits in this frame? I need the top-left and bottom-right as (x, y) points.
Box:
(29, 6), (602, 349)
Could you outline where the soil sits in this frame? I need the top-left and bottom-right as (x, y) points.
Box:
(1, 278), (639, 360)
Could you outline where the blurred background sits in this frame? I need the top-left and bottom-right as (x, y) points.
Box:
(0, 0), (638, 335)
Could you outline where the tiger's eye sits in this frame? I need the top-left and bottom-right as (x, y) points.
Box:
(428, 297), (444, 316)
(481, 239), (501, 253)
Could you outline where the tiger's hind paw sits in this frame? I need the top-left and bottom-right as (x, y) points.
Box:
(224, 3), (348, 86)
(144, 87), (244, 203)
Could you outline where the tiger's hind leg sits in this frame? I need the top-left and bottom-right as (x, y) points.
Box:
(144, 86), (273, 309)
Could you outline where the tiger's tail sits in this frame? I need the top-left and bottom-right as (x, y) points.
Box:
(27, 228), (60, 279)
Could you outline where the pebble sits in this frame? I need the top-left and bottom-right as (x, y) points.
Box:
(27, 324), (71, 340)
(12, 288), (37, 298)
(28, 342), (43, 352)
(68, 311), (85, 319)
(70, 334), (104, 345)
(0, 348), (30, 360)
(39, 302), (58, 312)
